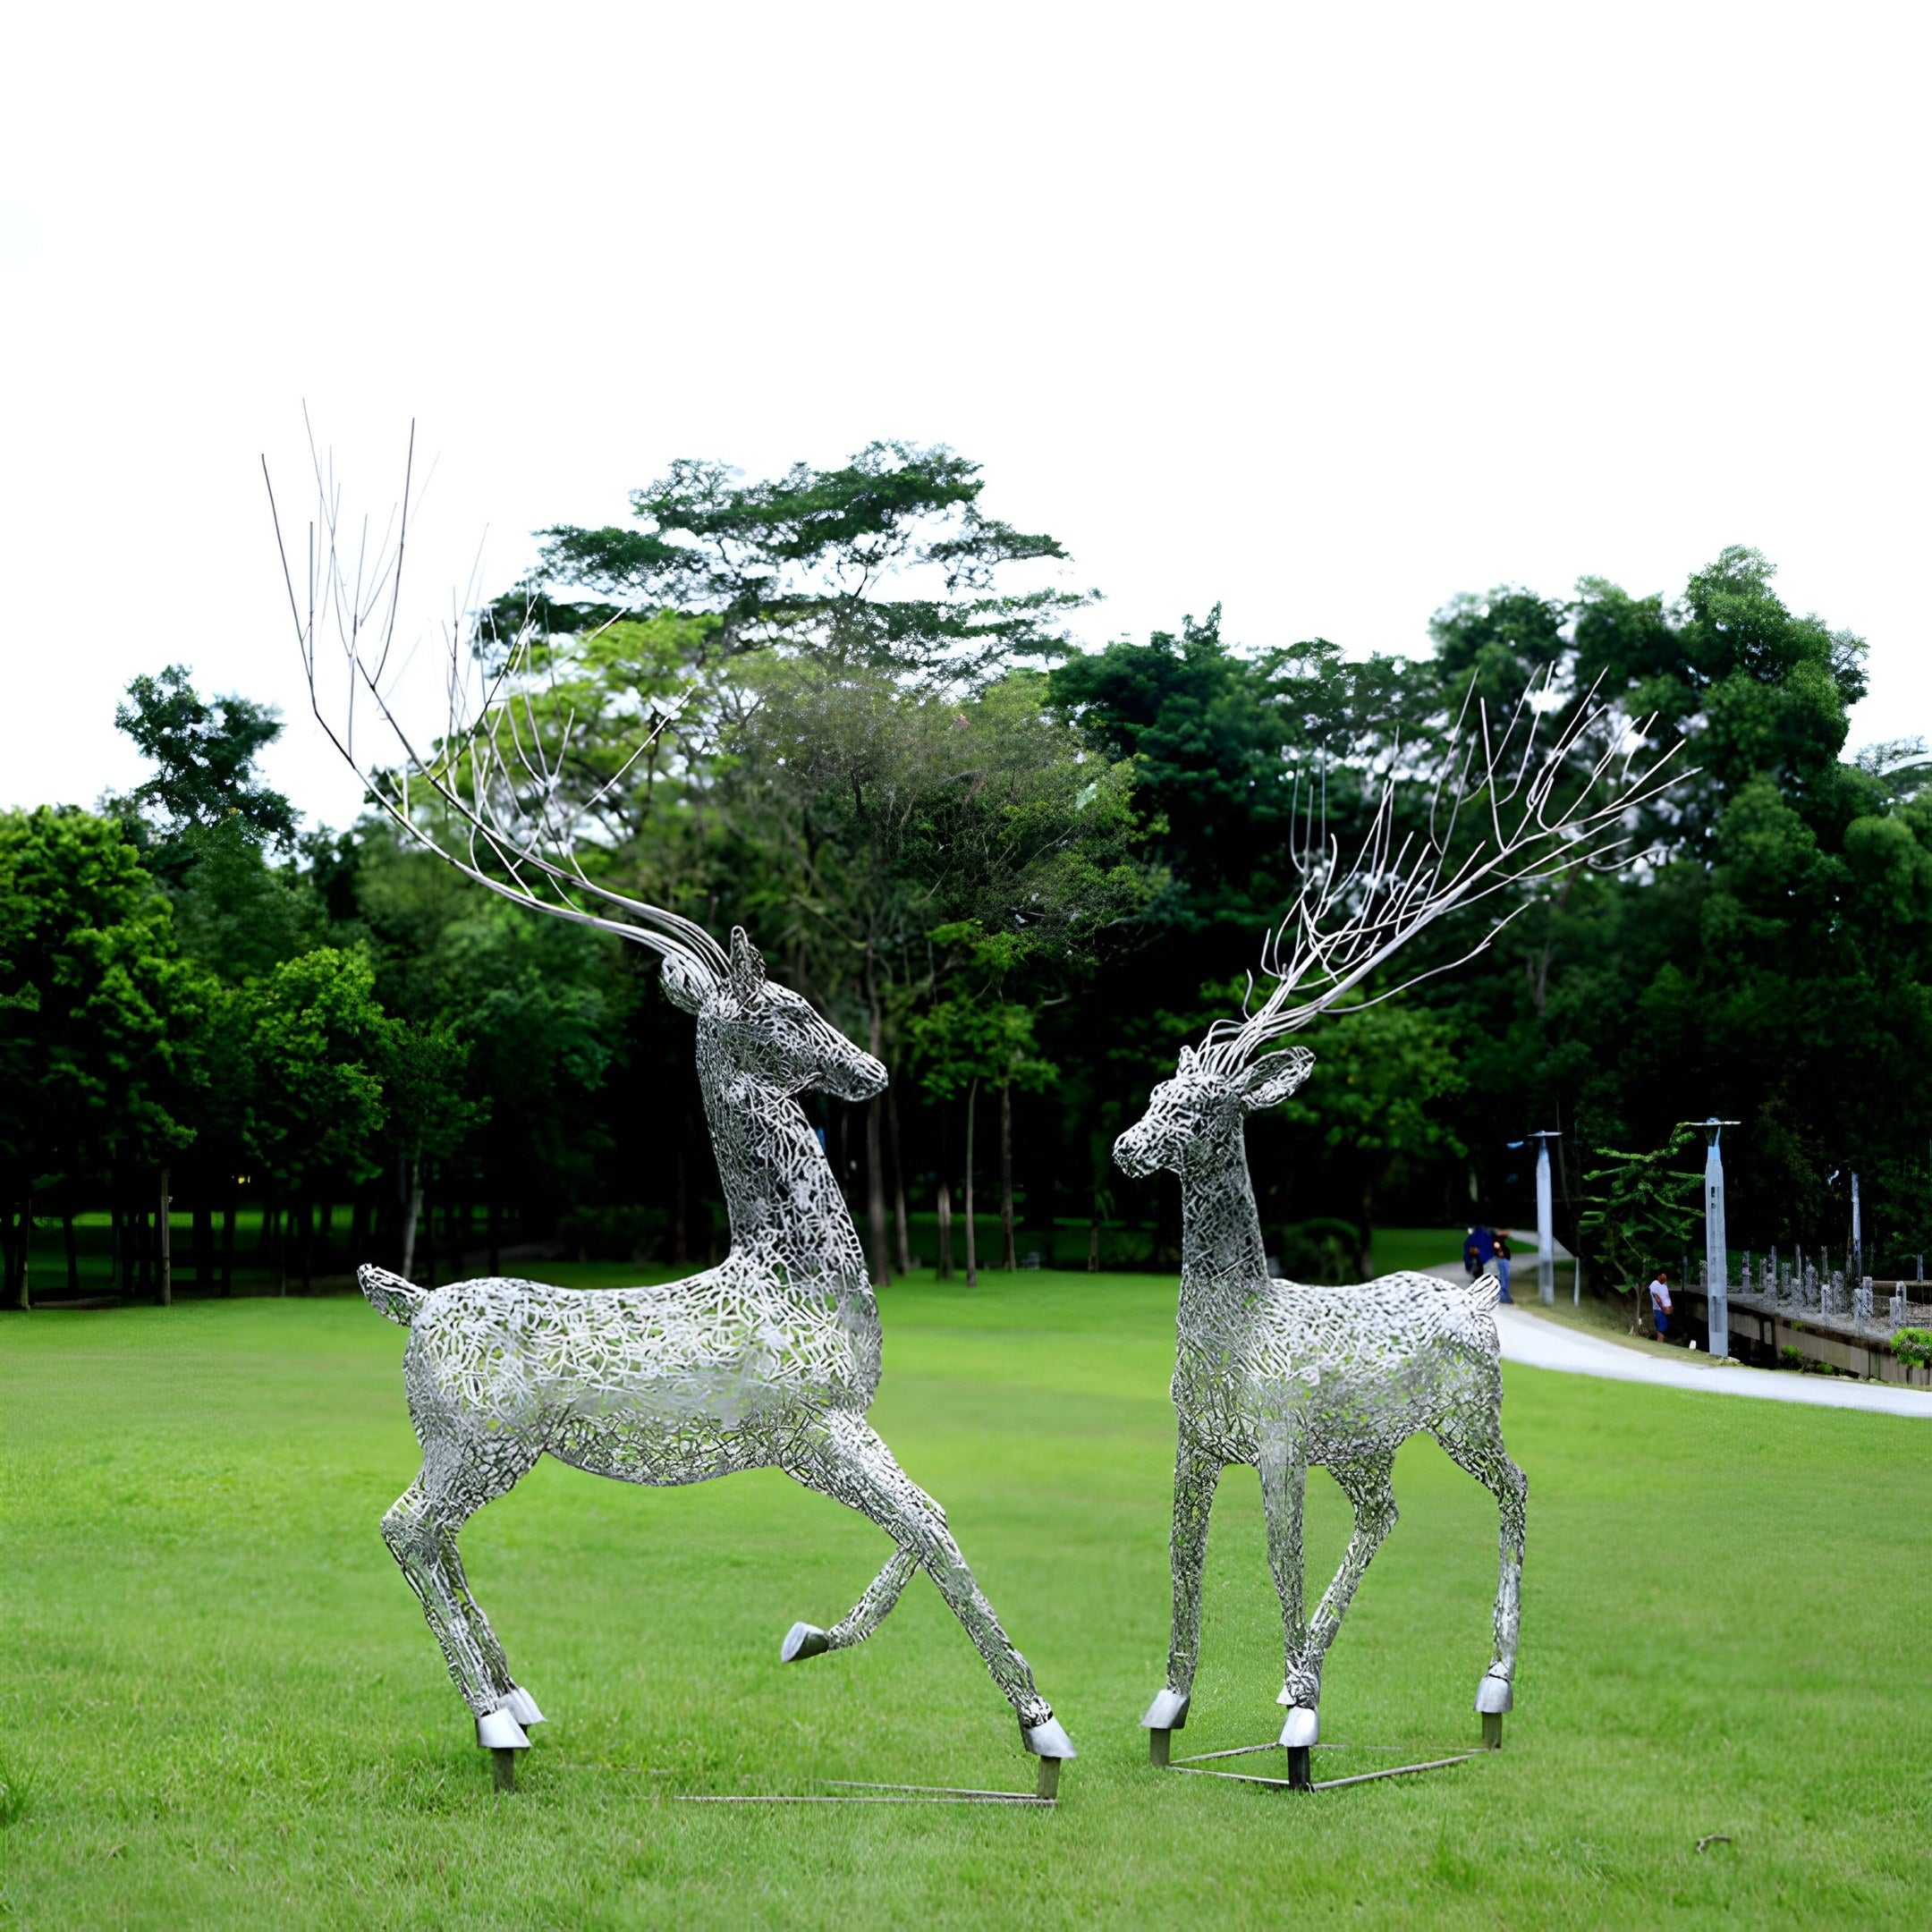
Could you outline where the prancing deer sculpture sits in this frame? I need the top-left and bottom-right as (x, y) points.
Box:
(360, 922), (1072, 1767)
(1116, 689), (1680, 1765)
(269, 447), (1073, 1775)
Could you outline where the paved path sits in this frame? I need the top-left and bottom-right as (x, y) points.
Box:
(1421, 1265), (1932, 1418)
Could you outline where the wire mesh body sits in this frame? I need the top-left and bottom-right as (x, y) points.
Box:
(1117, 1042), (1526, 1730)
(364, 930), (1058, 1744)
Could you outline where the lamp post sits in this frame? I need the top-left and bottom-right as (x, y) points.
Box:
(1506, 1131), (1563, 1304)
(1688, 1117), (1740, 1360)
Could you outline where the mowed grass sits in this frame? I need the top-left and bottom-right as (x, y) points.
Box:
(2, 1270), (1928, 1928)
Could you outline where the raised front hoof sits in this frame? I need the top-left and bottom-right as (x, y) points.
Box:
(503, 1686), (546, 1727)
(1022, 1716), (1077, 1762)
(1278, 1705), (1319, 1749)
(1140, 1688), (1191, 1731)
(1474, 1672), (1513, 1716)
(477, 1707), (530, 1751)
(781, 1622), (831, 1663)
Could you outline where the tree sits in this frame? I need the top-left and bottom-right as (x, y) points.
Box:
(237, 948), (391, 1291)
(109, 665), (298, 852)
(504, 442), (1093, 681)
(1577, 1130), (1703, 1331)
(1277, 1002), (1469, 1279)
(0, 809), (194, 1308)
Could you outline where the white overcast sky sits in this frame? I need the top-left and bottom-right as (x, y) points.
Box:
(1, 2), (1926, 830)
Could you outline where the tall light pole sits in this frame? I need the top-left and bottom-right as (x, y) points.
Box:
(1690, 1117), (1740, 1360)
(1507, 1131), (1563, 1304)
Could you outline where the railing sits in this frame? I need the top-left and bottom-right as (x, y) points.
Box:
(1713, 1251), (1932, 1341)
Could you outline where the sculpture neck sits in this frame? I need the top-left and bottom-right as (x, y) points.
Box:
(1176, 1116), (1269, 1309)
(700, 1063), (869, 1291)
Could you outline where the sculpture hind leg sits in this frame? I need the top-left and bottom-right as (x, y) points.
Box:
(1433, 1410), (1527, 1725)
(1142, 1436), (1221, 1734)
(1279, 1454), (1397, 1744)
(783, 1412), (1072, 1758)
(382, 1431), (539, 1742)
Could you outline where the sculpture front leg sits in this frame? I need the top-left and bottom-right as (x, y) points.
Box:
(1257, 1442), (1313, 1736)
(1143, 1435), (1220, 1744)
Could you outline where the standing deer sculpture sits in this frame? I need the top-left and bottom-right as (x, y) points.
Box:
(1119, 691), (1679, 1773)
(268, 447), (1074, 1783)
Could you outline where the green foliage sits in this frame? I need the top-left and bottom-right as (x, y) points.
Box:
(0, 806), (193, 1183)
(507, 441), (1091, 679)
(236, 949), (391, 1192)
(1576, 1129), (1702, 1293)
(1890, 1327), (1932, 1369)
(108, 663), (297, 851)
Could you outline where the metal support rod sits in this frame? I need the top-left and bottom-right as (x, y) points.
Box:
(491, 1749), (516, 1793)
(1148, 1728), (1172, 1767)
(1482, 1711), (1503, 1751)
(1034, 1756), (1062, 1801)
(1285, 1746), (1312, 1790)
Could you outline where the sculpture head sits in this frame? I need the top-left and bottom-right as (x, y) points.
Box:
(1113, 1041), (1313, 1178)
(662, 926), (887, 1103)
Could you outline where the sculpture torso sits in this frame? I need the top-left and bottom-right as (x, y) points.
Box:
(404, 1008), (881, 1487)
(1172, 1117), (1499, 1468)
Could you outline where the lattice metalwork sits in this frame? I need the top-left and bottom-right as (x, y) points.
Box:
(1106, 678), (1678, 1751)
(360, 928), (1069, 1758)
(272, 456), (1072, 1767)
(1116, 1036), (1525, 1746)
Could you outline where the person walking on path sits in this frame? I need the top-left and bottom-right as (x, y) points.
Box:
(1494, 1231), (1513, 1304)
(1648, 1267), (1673, 1343)
(1463, 1223), (1496, 1279)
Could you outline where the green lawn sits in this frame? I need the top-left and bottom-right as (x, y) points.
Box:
(3, 1268), (1928, 1928)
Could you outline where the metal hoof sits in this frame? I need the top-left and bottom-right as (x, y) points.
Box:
(476, 1707), (530, 1751)
(781, 1621), (831, 1663)
(1278, 1705), (1319, 1749)
(1141, 1688), (1191, 1731)
(503, 1686), (546, 1727)
(1022, 1716), (1077, 1761)
(1474, 1672), (1513, 1716)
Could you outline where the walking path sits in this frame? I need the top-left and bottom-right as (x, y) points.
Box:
(1422, 1265), (1932, 1418)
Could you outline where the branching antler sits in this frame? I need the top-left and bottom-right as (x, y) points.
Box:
(1205, 675), (1686, 1066)
(264, 420), (726, 979)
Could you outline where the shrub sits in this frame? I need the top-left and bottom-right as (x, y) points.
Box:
(1892, 1326), (1932, 1369)
(556, 1205), (668, 1264)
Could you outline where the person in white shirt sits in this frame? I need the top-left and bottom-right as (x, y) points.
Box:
(1648, 1268), (1673, 1342)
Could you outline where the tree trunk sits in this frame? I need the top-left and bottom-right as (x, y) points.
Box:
(487, 1191), (500, 1278)
(400, 1149), (424, 1279)
(1088, 1206), (1101, 1273)
(64, 1207), (79, 1298)
(865, 1095), (890, 1288)
(1, 1196), (21, 1311)
(674, 1138), (689, 1263)
(963, 1080), (979, 1287)
(221, 1192), (236, 1296)
(936, 1175), (954, 1280)
(998, 1083), (1017, 1271)
(350, 1189), (368, 1275)
(19, 1187), (33, 1309)
(110, 1195), (122, 1297)
(886, 1081), (912, 1275)
(157, 1171), (171, 1306)
(318, 1197), (335, 1278)
(1355, 1175), (1374, 1284)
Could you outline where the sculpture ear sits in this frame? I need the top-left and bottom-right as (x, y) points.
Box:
(728, 925), (767, 1002)
(1240, 1046), (1313, 1111)
(660, 950), (711, 1014)
(1175, 1043), (1197, 1071)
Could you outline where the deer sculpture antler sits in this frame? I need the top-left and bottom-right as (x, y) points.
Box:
(1203, 678), (1683, 1070)
(264, 420), (725, 979)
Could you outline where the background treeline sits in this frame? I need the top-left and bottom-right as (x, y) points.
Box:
(5, 443), (1931, 1309)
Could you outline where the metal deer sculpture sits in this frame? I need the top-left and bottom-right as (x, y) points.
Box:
(1118, 692), (1679, 1767)
(267, 444), (1074, 1775)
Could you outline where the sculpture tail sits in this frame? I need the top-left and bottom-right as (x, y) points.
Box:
(359, 1263), (428, 1326)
